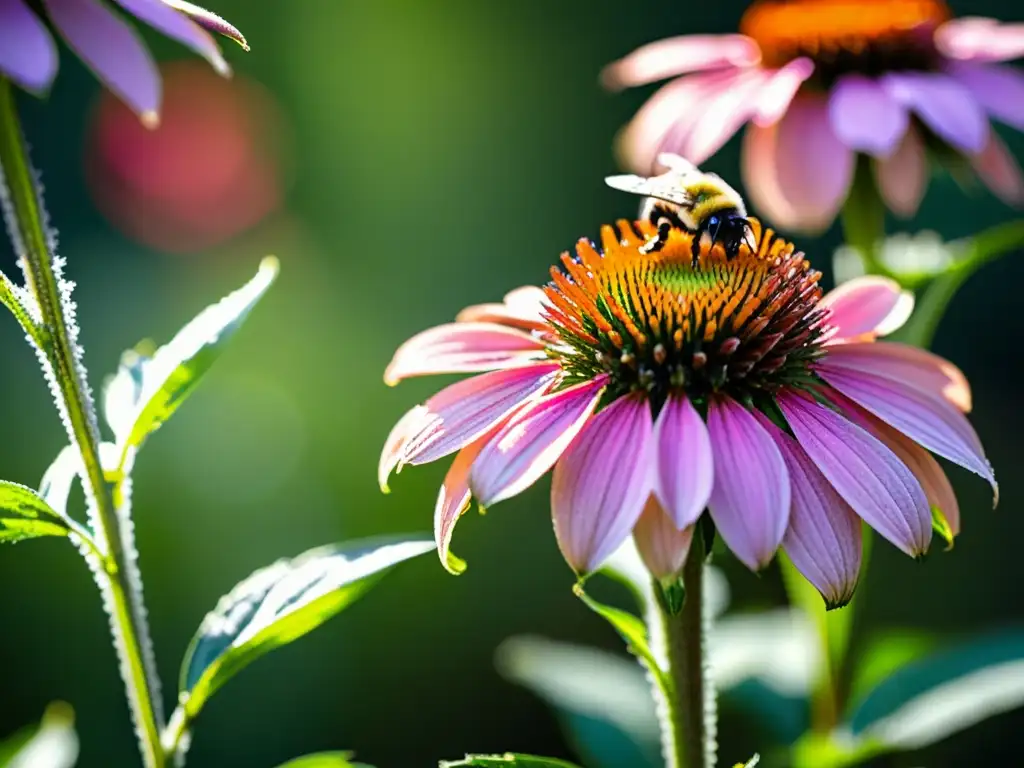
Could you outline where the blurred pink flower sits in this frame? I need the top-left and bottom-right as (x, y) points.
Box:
(380, 219), (992, 607)
(0, 0), (247, 125)
(604, 0), (1024, 232)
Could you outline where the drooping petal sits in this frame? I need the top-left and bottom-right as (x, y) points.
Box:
(776, 390), (931, 557)
(601, 34), (761, 90)
(706, 396), (790, 571)
(43, 0), (161, 123)
(401, 363), (559, 466)
(972, 130), (1024, 207)
(384, 322), (546, 385)
(455, 286), (549, 332)
(470, 376), (607, 507)
(936, 17), (1024, 63)
(773, 93), (855, 233)
(819, 276), (915, 342)
(765, 417), (861, 609)
(881, 72), (988, 154)
(752, 57), (815, 126)
(654, 392), (713, 529)
(815, 364), (996, 499)
(633, 497), (694, 581)
(845, 403), (961, 537)
(677, 68), (773, 164)
(873, 127), (928, 218)
(829, 74), (908, 156)
(822, 341), (971, 412)
(742, 122), (802, 229)
(113, 0), (228, 75)
(946, 62), (1024, 132)
(161, 0), (248, 49)
(379, 404), (430, 492)
(551, 394), (655, 575)
(0, 0), (58, 93)
(434, 430), (494, 575)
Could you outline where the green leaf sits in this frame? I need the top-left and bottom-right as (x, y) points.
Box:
(496, 636), (660, 768)
(275, 752), (372, 768)
(103, 257), (278, 467)
(0, 702), (78, 767)
(848, 630), (936, 706)
(848, 630), (1024, 751)
(0, 480), (72, 543)
(440, 755), (583, 768)
(178, 534), (433, 721)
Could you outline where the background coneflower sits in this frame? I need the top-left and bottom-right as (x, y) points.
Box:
(604, 0), (1024, 232)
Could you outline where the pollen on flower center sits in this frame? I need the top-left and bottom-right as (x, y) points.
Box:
(543, 219), (826, 410)
(740, 0), (951, 75)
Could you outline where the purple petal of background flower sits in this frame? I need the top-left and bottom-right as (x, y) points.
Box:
(43, 0), (161, 122)
(777, 391), (931, 557)
(947, 62), (1024, 132)
(829, 74), (908, 156)
(552, 394), (654, 574)
(0, 0), (58, 92)
(881, 72), (988, 154)
(707, 396), (790, 570)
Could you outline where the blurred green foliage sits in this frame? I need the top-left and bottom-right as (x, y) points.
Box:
(2, 1), (1024, 766)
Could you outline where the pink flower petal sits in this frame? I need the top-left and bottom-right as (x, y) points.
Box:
(762, 416), (861, 609)
(602, 34), (761, 90)
(654, 392), (713, 529)
(379, 404), (431, 492)
(455, 286), (549, 332)
(849, 405), (961, 537)
(552, 394), (655, 574)
(470, 376), (607, 507)
(773, 93), (855, 233)
(0, 0), (58, 93)
(815, 364), (996, 500)
(821, 341), (972, 413)
(937, 17), (1024, 63)
(161, 0), (248, 50)
(972, 130), (1024, 207)
(829, 74), (908, 156)
(947, 62), (1024, 132)
(706, 396), (790, 571)
(820, 276), (915, 342)
(777, 390), (931, 557)
(752, 57), (815, 126)
(113, 0), (228, 75)
(873, 127), (928, 218)
(43, 0), (161, 123)
(677, 68), (773, 164)
(402, 363), (560, 467)
(881, 72), (988, 154)
(742, 122), (802, 229)
(633, 497), (694, 581)
(434, 430), (494, 575)
(384, 322), (546, 385)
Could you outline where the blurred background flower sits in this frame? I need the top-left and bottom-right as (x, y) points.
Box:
(85, 61), (288, 253)
(0, 0), (246, 124)
(605, 0), (1024, 232)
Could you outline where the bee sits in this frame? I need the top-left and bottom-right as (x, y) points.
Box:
(605, 153), (755, 266)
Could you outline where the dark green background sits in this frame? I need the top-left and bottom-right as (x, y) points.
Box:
(2, 1), (1024, 766)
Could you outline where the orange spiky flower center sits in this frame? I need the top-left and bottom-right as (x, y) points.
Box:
(740, 0), (951, 79)
(543, 219), (826, 412)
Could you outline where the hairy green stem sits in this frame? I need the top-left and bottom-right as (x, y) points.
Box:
(0, 79), (165, 768)
(654, 546), (713, 768)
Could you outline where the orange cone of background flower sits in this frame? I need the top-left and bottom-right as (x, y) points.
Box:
(380, 218), (991, 608)
(604, 0), (1024, 232)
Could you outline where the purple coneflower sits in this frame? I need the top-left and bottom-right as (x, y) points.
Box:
(380, 219), (993, 607)
(604, 0), (1024, 232)
(0, 0), (246, 125)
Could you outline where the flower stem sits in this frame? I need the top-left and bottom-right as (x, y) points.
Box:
(654, 543), (714, 768)
(0, 79), (165, 768)
(839, 155), (890, 279)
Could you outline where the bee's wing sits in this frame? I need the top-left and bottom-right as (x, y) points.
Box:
(604, 173), (694, 206)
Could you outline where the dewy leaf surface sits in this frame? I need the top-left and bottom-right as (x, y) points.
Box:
(0, 480), (73, 543)
(178, 535), (433, 720)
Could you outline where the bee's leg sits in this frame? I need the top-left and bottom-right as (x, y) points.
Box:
(690, 228), (704, 268)
(641, 218), (673, 255)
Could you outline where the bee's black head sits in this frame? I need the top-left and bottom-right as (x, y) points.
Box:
(693, 209), (754, 262)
